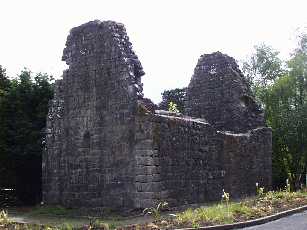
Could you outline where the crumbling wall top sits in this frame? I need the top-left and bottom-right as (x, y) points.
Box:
(185, 51), (264, 133)
(62, 20), (144, 97)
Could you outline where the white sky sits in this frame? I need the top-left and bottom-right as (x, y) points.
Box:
(1, 0), (306, 103)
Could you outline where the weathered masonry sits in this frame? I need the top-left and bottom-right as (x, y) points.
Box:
(43, 20), (272, 210)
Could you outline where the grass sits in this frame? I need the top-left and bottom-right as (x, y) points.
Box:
(2, 206), (119, 230)
(168, 190), (307, 228)
(175, 202), (255, 227)
(143, 201), (168, 221)
(28, 205), (74, 217)
(0, 212), (116, 230)
(0, 210), (55, 229)
(2, 190), (307, 229)
(0, 210), (10, 225)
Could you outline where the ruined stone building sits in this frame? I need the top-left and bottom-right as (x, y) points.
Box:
(43, 20), (272, 210)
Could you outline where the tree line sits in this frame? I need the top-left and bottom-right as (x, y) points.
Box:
(242, 34), (307, 189)
(0, 68), (53, 204)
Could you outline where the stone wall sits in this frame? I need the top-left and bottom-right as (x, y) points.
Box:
(222, 128), (272, 198)
(133, 114), (271, 208)
(43, 20), (144, 210)
(43, 20), (272, 211)
(43, 80), (64, 204)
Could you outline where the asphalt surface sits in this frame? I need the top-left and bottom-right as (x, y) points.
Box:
(240, 210), (307, 230)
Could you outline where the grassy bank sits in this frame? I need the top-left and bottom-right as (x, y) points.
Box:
(144, 189), (307, 229)
(1, 189), (307, 229)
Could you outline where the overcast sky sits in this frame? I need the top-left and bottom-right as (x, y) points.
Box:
(1, 0), (306, 103)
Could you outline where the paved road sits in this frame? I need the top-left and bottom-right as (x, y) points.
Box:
(240, 211), (307, 230)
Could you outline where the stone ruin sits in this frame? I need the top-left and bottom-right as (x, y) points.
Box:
(185, 52), (265, 133)
(43, 20), (272, 211)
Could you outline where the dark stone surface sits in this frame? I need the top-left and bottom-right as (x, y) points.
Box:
(185, 52), (264, 133)
(133, 114), (271, 207)
(43, 20), (272, 211)
(43, 20), (144, 210)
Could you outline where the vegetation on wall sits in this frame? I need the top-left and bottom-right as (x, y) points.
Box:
(158, 87), (186, 113)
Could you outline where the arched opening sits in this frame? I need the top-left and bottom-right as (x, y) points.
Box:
(82, 131), (91, 150)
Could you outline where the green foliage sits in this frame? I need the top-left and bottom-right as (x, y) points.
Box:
(285, 178), (291, 193)
(191, 221), (200, 229)
(108, 222), (117, 230)
(0, 67), (54, 204)
(0, 65), (10, 96)
(255, 183), (265, 198)
(159, 87), (186, 112)
(168, 101), (179, 113)
(221, 189), (230, 218)
(243, 34), (307, 189)
(143, 201), (168, 221)
(29, 205), (72, 216)
(243, 44), (284, 87)
(221, 189), (230, 203)
(0, 210), (10, 225)
(92, 221), (109, 230)
(175, 190), (307, 227)
(176, 204), (236, 225)
(86, 217), (113, 230)
(60, 223), (73, 230)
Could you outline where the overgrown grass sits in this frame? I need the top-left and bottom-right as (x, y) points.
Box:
(0, 210), (10, 225)
(173, 190), (307, 228)
(175, 202), (256, 226)
(2, 190), (307, 229)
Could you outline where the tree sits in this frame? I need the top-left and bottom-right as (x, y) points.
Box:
(243, 44), (284, 87)
(265, 75), (299, 187)
(285, 33), (307, 188)
(242, 44), (285, 106)
(0, 68), (54, 204)
(158, 87), (186, 113)
(244, 37), (307, 189)
(0, 66), (11, 190)
(0, 65), (10, 94)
